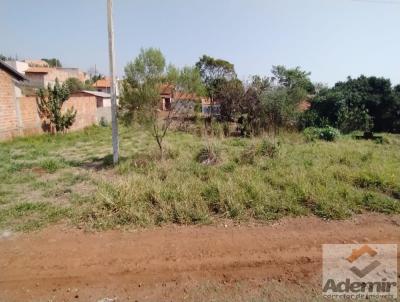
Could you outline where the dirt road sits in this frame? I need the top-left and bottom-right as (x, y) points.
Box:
(0, 214), (399, 302)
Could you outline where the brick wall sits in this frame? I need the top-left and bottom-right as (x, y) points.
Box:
(0, 69), (19, 140)
(64, 93), (97, 131)
(18, 96), (42, 135)
(0, 88), (98, 140)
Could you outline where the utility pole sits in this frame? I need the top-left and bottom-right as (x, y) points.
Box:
(107, 0), (119, 164)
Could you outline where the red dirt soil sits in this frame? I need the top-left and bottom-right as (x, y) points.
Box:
(0, 214), (399, 302)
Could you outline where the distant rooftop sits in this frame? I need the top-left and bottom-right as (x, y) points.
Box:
(81, 90), (110, 98)
(25, 67), (50, 74)
(93, 78), (111, 88)
(0, 60), (28, 81)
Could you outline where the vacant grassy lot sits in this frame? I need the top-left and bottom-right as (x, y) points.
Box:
(0, 125), (399, 231)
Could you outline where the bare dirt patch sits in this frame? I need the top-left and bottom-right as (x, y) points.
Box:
(0, 214), (399, 301)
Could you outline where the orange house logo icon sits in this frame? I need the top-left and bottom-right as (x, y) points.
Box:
(346, 245), (381, 278)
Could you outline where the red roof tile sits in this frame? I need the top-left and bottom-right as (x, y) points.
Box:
(93, 78), (111, 88)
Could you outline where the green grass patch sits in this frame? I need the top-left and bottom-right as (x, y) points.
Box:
(1, 125), (400, 231)
(0, 202), (70, 231)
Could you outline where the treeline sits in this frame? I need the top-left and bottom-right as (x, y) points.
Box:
(120, 48), (400, 136)
(303, 76), (400, 133)
(196, 56), (400, 134)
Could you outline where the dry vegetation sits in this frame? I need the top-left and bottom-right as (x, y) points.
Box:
(0, 125), (399, 231)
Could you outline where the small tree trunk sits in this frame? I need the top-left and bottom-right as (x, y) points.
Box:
(156, 135), (163, 160)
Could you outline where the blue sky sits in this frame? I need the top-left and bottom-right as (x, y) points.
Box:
(1, 0), (399, 86)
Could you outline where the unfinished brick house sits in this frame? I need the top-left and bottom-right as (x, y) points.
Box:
(160, 84), (208, 114)
(0, 60), (29, 140)
(159, 84), (222, 117)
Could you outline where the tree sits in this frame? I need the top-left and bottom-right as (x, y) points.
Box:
(307, 75), (400, 133)
(65, 77), (94, 93)
(271, 65), (314, 93)
(166, 64), (180, 85)
(121, 49), (207, 157)
(0, 54), (16, 61)
(124, 48), (166, 85)
(90, 74), (105, 83)
(390, 85), (400, 132)
(87, 66), (106, 84)
(215, 78), (245, 122)
(195, 55), (236, 105)
(42, 58), (62, 67)
(175, 66), (206, 96)
(64, 78), (84, 93)
(261, 86), (303, 136)
(36, 79), (77, 133)
(230, 67), (313, 136)
(121, 48), (172, 158)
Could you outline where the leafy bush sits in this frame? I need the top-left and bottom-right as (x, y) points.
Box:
(319, 127), (340, 141)
(303, 127), (340, 142)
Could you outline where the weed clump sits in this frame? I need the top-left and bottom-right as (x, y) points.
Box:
(238, 145), (256, 165)
(304, 127), (340, 142)
(195, 144), (220, 165)
(39, 158), (67, 173)
(257, 139), (279, 158)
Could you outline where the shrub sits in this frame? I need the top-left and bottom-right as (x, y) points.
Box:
(319, 126), (340, 141)
(303, 127), (320, 142)
(195, 143), (220, 165)
(303, 126), (340, 142)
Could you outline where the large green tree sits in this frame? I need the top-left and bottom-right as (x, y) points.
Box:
(271, 65), (314, 93)
(248, 66), (313, 135)
(124, 48), (166, 85)
(306, 75), (400, 133)
(166, 65), (205, 97)
(215, 78), (245, 122)
(195, 55), (236, 102)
